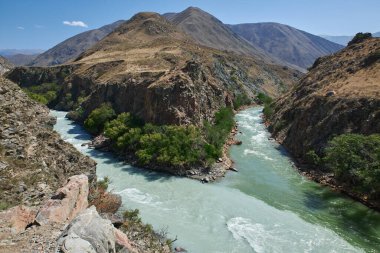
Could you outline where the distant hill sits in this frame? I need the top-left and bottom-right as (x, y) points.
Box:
(0, 49), (44, 56)
(163, 7), (278, 65)
(228, 23), (344, 69)
(322, 32), (380, 45)
(0, 55), (14, 75)
(5, 54), (39, 66)
(29, 20), (124, 66)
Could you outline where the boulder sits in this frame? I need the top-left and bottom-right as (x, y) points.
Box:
(0, 205), (37, 233)
(56, 206), (137, 253)
(35, 174), (89, 225)
(56, 206), (116, 253)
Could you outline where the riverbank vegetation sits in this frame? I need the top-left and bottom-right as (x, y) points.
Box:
(306, 133), (380, 200)
(256, 92), (274, 118)
(23, 82), (60, 105)
(84, 104), (235, 168)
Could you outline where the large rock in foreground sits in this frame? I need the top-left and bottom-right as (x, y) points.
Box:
(56, 206), (136, 253)
(35, 174), (89, 225)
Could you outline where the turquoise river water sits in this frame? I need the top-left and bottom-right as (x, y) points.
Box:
(51, 107), (380, 253)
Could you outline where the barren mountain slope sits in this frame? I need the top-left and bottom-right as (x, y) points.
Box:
(28, 20), (124, 66)
(228, 22), (344, 69)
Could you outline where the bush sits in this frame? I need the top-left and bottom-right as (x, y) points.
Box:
(363, 50), (380, 67)
(323, 134), (380, 198)
(84, 104), (116, 135)
(233, 93), (251, 110)
(256, 93), (274, 119)
(23, 82), (60, 105)
(305, 150), (321, 165)
(348, 32), (372, 46)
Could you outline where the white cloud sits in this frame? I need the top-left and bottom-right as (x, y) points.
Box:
(63, 20), (88, 28)
(17, 26), (25, 30)
(34, 24), (44, 29)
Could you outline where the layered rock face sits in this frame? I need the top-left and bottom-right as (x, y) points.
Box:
(0, 56), (14, 75)
(7, 12), (300, 126)
(269, 38), (380, 160)
(0, 76), (96, 208)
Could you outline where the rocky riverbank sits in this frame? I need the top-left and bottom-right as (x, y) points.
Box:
(0, 76), (172, 252)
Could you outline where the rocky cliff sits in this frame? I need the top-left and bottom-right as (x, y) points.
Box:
(268, 38), (380, 206)
(0, 76), (96, 208)
(7, 12), (301, 126)
(0, 56), (14, 75)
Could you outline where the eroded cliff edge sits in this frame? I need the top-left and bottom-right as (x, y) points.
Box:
(267, 37), (380, 209)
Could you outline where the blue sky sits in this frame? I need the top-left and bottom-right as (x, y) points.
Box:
(1, 0), (379, 50)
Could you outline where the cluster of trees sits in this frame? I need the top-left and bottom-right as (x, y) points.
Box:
(23, 82), (60, 105)
(84, 104), (235, 167)
(307, 134), (380, 199)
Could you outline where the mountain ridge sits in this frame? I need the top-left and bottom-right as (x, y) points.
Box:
(227, 22), (344, 69)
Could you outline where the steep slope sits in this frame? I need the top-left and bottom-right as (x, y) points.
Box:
(0, 56), (14, 75)
(268, 38), (380, 207)
(29, 20), (124, 66)
(0, 76), (96, 209)
(228, 22), (344, 69)
(163, 7), (279, 64)
(5, 53), (38, 66)
(8, 12), (300, 127)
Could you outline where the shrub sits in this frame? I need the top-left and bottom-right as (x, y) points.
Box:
(363, 50), (380, 67)
(348, 32), (372, 46)
(84, 104), (116, 135)
(256, 93), (274, 119)
(323, 134), (380, 198)
(233, 93), (252, 110)
(305, 150), (321, 165)
(23, 82), (60, 105)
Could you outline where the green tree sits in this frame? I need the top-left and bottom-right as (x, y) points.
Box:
(324, 134), (380, 198)
(84, 104), (116, 135)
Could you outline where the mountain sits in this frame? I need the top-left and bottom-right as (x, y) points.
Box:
(322, 32), (380, 45)
(0, 49), (44, 56)
(228, 22), (344, 69)
(267, 37), (380, 207)
(28, 20), (124, 66)
(163, 7), (280, 65)
(5, 54), (39, 66)
(0, 56), (14, 75)
(8, 12), (300, 126)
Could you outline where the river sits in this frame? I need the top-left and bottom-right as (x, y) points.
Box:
(51, 107), (380, 253)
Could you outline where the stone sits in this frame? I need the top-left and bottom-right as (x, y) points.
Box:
(0, 205), (37, 234)
(229, 167), (238, 172)
(35, 174), (89, 225)
(55, 206), (133, 253)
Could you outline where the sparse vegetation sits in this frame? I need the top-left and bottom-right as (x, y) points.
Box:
(323, 134), (380, 199)
(233, 93), (252, 110)
(256, 93), (274, 118)
(363, 50), (380, 67)
(348, 32), (372, 46)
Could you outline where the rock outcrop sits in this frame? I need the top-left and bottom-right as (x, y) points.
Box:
(0, 56), (14, 75)
(0, 76), (96, 208)
(35, 175), (89, 225)
(56, 206), (129, 253)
